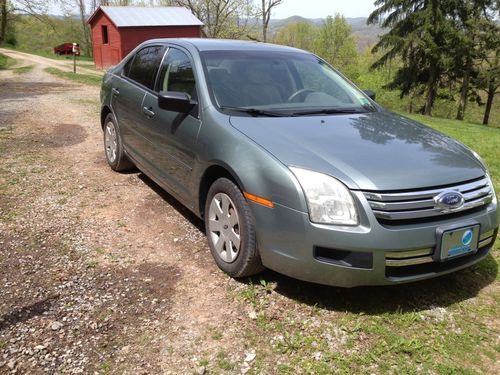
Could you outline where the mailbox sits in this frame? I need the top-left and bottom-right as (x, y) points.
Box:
(72, 43), (81, 56)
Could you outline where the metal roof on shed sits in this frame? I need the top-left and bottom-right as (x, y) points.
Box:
(95, 6), (203, 27)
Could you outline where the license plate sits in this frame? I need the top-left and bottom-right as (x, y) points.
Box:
(435, 224), (480, 261)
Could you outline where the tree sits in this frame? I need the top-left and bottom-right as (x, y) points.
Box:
(273, 21), (317, 50)
(2, 1), (54, 45)
(368, 0), (453, 116)
(0, 0), (7, 43)
(75, 0), (91, 56)
(448, 0), (498, 120)
(261, 0), (282, 42)
(173, 0), (257, 39)
(313, 14), (359, 79)
(476, 50), (500, 125)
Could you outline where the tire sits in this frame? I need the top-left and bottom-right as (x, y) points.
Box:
(103, 113), (133, 172)
(205, 178), (265, 278)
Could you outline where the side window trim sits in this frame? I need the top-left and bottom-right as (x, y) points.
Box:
(155, 45), (200, 118)
(153, 46), (170, 93)
(121, 44), (166, 93)
(121, 55), (135, 78)
(155, 45), (198, 94)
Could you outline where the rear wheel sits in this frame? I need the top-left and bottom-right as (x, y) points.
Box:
(103, 113), (133, 171)
(205, 178), (264, 277)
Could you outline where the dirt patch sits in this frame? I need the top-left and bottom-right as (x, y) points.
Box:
(36, 123), (88, 148)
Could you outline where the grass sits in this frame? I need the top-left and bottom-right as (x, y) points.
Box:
(0, 53), (16, 69)
(12, 65), (33, 74)
(44, 67), (102, 86)
(356, 59), (500, 127)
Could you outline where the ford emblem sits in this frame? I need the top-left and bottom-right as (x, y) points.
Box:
(434, 190), (465, 211)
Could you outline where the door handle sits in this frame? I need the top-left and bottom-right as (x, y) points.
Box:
(112, 88), (120, 96)
(142, 106), (155, 118)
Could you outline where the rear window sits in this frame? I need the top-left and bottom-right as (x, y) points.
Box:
(125, 46), (166, 90)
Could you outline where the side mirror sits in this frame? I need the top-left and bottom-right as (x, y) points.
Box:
(363, 90), (376, 101)
(158, 91), (196, 113)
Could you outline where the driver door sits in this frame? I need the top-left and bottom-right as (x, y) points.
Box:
(141, 47), (201, 202)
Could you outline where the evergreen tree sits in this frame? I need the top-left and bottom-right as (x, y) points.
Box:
(476, 49), (500, 125)
(368, 0), (453, 115)
(448, 0), (498, 120)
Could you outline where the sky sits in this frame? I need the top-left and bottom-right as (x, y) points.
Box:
(49, 0), (377, 19)
(272, 0), (377, 19)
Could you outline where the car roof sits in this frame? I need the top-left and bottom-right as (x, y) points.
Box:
(145, 38), (308, 53)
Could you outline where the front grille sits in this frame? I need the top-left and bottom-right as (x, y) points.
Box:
(363, 176), (493, 222)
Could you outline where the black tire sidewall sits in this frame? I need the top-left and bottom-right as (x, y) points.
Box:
(103, 113), (130, 171)
(204, 178), (261, 278)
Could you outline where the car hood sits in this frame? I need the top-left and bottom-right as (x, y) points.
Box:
(229, 111), (485, 191)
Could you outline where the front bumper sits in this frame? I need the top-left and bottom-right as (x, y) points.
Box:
(251, 192), (499, 287)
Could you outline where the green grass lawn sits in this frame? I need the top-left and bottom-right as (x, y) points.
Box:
(12, 65), (34, 74)
(0, 52), (16, 69)
(44, 67), (102, 86)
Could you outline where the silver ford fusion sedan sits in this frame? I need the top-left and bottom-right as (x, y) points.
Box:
(99, 38), (499, 287)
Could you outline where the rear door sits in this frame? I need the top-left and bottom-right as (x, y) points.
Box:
(111, 45), (166, 165)
(141, 46), (202, 202)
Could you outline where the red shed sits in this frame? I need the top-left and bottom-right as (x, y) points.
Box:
(87, 6), (203, 69)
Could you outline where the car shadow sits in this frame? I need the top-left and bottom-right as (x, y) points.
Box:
(243, 253), (498, 314)
(137, 173), (205, 233)
(0, 295), (60, 332)
(131, 172), (497, 315)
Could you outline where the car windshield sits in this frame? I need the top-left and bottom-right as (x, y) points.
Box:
(200, 50), (376, 116)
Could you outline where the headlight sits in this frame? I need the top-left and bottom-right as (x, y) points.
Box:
(486, 174), (497, 205)
(290, 167), (359, 225)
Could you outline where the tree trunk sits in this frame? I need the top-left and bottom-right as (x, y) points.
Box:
(456, 63), (471, 121)
(76, 0), (91, 56)
(262, 0), (267, 42)
(423, 66), (436, 116)
(423, 0), (439, 116)
(482, 82), (495, 125)
(0, 0), (7, 44)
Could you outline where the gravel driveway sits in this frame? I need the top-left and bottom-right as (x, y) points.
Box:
(0, 49), (102, 77)
(0, 54), (250, 374)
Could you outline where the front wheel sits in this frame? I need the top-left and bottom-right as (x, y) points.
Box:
(205, 178), (264, 278)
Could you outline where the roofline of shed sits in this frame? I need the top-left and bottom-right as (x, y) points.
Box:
(87, 5), (204, 28)
(87, 6), (117, 28)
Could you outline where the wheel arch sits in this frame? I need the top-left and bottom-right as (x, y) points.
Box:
(100, 105), (113, 129)
(198, 163), (244, 218)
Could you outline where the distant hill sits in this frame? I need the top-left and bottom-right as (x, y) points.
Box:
(268, 16), (385, 51)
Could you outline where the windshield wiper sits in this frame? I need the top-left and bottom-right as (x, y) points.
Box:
(220, 106), (289, 117)
(291, 108), (366, 116)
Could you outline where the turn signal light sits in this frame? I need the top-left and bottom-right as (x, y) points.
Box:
(244, 192), (274, 208)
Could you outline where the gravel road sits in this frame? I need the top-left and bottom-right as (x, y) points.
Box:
(0, 52), (252, 374)
(0, 49), (102, 76)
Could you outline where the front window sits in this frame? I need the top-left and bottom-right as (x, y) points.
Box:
(157, 48), (196, 98)
(201, 50), (375, 116)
